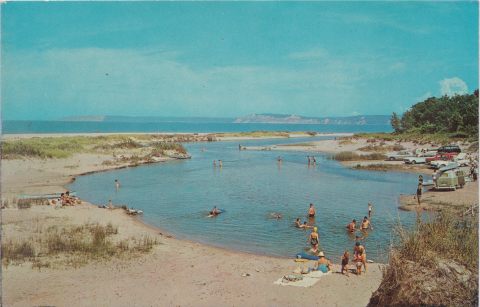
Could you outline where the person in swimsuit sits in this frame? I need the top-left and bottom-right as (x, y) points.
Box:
(368, 202), (373, 218)
(219, 160), (223, 168)
(115, 179), (120, 191)
(416, 182), (422, 205)
(308, 203), (316, 218)
(354, 241), (367, 274)
(312, 156), (316, 166)
(361, 216), (372, 230)
(213, 160), (217, 167)
(299, 221), (313, 229)
(341, 250), (350, 276)
(209, 206), (220, 216)
(315, 251), (331, 273)
(346, 219), (356, 233)
(295, 218), (301, 228)
(308, 227), (320, 252)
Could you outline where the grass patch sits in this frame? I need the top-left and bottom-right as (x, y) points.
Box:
(368, 211), (478, 306)
(330, 151), (386, 161)
(2, 135), (189, 160)
(2, 223), (158, 269)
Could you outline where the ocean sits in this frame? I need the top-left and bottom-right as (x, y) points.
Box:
(2, 120), (392, 134)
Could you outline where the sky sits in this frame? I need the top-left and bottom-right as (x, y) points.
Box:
(1, 1), (478, 120)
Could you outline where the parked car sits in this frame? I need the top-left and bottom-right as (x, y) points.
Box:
(435, 170), (459, 190)
(430, 160), (455, 169)
(426, 152), (458, 163)
(417, 151), (437, 157)
(386, 151), (412, 161)
(415, 148), (439, 156)
(404, 156), (427, 164)
(437, 145), (461, 154)
(453, 153), (469, 166)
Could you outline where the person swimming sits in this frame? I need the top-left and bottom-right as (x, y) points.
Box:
(308, 203), (316, 218)
(271, 212), (282, 219)
(299, 221), (313, 229)
(209, 206), (220, 216)
(295, 218), (301, 227)
(347, 219), (356, 233)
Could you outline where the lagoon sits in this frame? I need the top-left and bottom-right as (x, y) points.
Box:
(69, 136), (419, 261)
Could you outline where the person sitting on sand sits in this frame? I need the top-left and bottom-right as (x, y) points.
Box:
(308, 203), (316, 218)
(341, 250), (350, 276)
(346, 219), (356, 233)
(314, 251), (331, 273)
(361, 216), (372, 230)
(295, 218), (301, 227)
(210, 206), (220, 216)
(354, 242), (367, 274)
(308, 227), (320, 252)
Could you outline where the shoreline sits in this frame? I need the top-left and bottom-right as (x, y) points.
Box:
(0, 132), (396, 306)
(2, 131), (353, 140)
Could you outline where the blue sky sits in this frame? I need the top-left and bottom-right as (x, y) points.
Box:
(1, 2), (478, 120)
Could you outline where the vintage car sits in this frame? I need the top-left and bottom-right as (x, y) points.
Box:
(386, 150), (412, 161)
(404, 156), (427, 164)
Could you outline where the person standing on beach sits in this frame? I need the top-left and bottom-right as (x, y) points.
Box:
(368, 202), (373, 218)
(416, 182), (422, 206)
(115, 179), (120, 191)
(308, 203), (316, 218)
(354, 242), (367, 274)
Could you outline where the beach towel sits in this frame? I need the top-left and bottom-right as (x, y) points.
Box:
(273, 270), (331, 287)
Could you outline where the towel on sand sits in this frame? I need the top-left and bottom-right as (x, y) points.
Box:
(274, 270), (331, 287)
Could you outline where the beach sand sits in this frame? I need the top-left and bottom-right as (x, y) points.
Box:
(2, 134), (383, 307)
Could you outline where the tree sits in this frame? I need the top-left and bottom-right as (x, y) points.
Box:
(390, 112), (402, 133)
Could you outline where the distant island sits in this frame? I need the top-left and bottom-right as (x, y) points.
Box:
(233, 113), (390, 125)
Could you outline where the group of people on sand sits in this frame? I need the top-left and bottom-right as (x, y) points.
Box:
(294, 202), (372, 276)
(51, 191), (78, 207)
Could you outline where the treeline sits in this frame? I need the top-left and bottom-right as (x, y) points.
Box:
(391, 90), (479, 138)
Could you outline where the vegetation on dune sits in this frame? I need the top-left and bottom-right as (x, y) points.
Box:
(369, 211), (478, 306)
(330, 151), (386, 161)
(2, 135), (187, 159)
(2, 222), (159, 269)
(390, 90), (479, 141)
(217, 131), (292, 138)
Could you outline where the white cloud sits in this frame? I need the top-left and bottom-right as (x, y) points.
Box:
(3, 47), (413, 119)
(439, 77), (468, 96)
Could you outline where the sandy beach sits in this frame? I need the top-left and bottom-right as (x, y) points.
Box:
(2, 133), (383, 307)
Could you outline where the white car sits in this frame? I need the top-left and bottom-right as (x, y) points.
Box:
(404, 156), (427, 164)
(386, 151), (412, 161)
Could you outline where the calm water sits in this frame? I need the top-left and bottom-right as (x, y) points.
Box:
(69, 136), (420, 261)
(3, 120), (392, 134)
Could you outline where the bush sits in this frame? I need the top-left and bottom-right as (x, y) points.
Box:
(331, 151), (386, 161)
